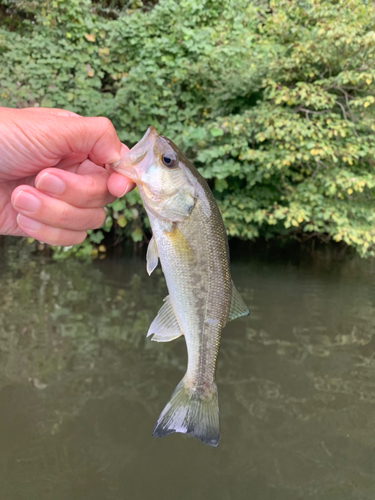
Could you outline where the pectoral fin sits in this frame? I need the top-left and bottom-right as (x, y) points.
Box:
(146, 236), (159, 275)
(228, 281), (249, 322)
(147, 296), (184, 342)
(165, 225), (196, 265)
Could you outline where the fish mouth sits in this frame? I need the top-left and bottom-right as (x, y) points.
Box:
(109, 126), (159, 182)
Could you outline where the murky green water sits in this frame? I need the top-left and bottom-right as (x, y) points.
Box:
(1, 243), (375, 499)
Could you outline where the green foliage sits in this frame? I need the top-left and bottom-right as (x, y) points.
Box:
(1, 0), (375, 256)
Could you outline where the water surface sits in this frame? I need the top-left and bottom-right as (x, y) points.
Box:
(1, 243), (375, 499)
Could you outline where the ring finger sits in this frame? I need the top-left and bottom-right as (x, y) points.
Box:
(11, 186), (106, 231)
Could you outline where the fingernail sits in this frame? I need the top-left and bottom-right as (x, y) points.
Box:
(36, 173), (65, 195)
(14, 190), (41, 212)
(17, 214), (42, 231)
(119, 183), (134, 197)
(106, 144), (130, 170)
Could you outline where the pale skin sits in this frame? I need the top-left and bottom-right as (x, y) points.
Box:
(0, 107), (134, 246)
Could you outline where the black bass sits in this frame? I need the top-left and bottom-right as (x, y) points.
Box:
(111, 127), (248, 446)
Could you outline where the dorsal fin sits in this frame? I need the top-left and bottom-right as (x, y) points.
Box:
(228, 281), (249, 322)
(147, 296), (184, 342)
(146, 236), (159, 275)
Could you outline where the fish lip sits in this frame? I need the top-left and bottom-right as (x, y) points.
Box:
(109, 126), (159, 182)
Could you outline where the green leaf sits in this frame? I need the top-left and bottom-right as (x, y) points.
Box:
(210, 127), (224, 137)
(117, 215), (127, 228)
(131, 228), (143, 242)
(89, 231), (104, 244)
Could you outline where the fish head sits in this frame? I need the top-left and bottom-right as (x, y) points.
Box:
(112, 126), (196, 221)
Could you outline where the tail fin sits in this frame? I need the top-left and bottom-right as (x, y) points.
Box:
(152, 377), (219, 447)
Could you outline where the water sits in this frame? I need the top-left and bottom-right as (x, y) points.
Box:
(1, 243), (375, 499)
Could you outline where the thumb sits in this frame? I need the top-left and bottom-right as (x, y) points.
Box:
(107, 144), (135, 197)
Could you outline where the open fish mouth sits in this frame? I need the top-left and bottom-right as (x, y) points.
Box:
(108, 126), (159, 182)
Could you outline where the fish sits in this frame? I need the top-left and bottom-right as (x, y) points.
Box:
(110, 126), (249, 446)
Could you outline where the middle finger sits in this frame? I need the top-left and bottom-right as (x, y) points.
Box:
(34, 162), (115, 209)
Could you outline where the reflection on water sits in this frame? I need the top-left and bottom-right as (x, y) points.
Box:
(1, 242), (375, 499)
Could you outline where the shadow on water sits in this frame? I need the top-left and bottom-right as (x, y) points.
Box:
(1, 241), (375, 499)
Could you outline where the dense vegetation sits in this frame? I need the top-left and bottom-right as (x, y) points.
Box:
(1, 0), (375, 256)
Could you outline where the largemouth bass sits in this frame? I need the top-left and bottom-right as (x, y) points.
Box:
(111, 127), (248, 446)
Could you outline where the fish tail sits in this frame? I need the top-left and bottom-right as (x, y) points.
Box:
(152, 377), (219, 447)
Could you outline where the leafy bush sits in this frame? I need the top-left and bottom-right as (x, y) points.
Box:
(1, 0), (375, 256)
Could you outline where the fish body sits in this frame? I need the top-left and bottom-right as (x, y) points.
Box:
(111, 127), (248, 446)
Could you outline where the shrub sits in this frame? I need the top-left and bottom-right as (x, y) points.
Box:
(1, 0), (375, 256)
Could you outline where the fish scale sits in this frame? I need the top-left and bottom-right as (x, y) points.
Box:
(110, 126), (249, 446)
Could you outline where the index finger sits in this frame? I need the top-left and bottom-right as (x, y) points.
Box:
(3, 110), (124, 175)
(23, 107), (81, 118)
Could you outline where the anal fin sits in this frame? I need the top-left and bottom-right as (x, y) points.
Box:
(147, 296), (184, 342)
(228, 280), (249, 322)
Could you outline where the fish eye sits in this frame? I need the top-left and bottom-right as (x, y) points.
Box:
(161, 151), (177, 168)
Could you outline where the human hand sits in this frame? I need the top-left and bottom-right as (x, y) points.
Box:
(0, 107), (134, 245)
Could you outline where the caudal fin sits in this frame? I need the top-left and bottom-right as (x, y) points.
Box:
(152, 378), (219, 447)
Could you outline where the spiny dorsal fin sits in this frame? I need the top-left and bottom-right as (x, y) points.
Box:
(228, 281), (249, 322)
(146, 236), (159, 276)
(147, 296), (184, 342)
